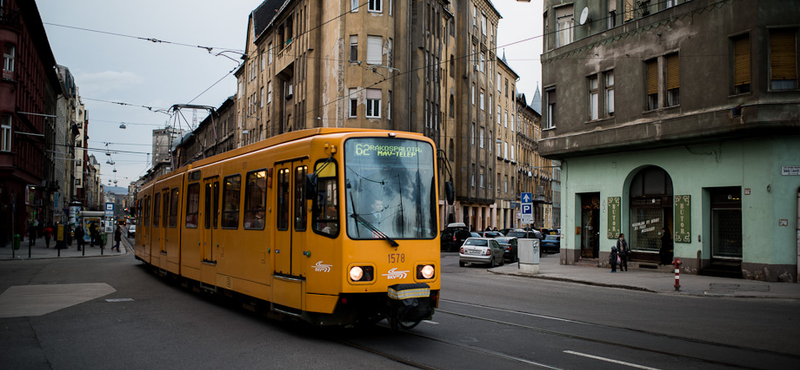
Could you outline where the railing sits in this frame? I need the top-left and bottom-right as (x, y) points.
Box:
(0, 7), (21, 30)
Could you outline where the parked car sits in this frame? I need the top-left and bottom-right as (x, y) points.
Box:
(477, 231), (504, 238)
(505, 229), (544, 241)
(540, 234), (561, 253)
(127, 225), (136, 238)
(441, 222), (471, 252)
(459, 238), (505, 267)
(495, 237), (518, 261)
(498, 228), (514, 236)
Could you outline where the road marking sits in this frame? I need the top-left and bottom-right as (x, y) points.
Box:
(106, 298), (134, 302)
(422, 320), (439, 325)
(564, 350), (662, 370)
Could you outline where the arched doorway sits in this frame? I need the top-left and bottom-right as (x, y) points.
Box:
(628, 166), (673, 263)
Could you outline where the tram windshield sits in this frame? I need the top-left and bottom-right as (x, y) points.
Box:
(344, 137), (437, 241)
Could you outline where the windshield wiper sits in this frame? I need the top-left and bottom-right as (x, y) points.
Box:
(350, 213), (399, 247)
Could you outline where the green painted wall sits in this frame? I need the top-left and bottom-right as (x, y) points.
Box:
(561, 136), (800, 266)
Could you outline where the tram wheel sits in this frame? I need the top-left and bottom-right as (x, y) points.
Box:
(389, 317), (422, 330)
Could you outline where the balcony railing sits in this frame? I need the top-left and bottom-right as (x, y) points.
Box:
(0, 7), (21, 30)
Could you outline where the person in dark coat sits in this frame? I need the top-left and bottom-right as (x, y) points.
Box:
(74, 223), (85, 251)
(659, 227), (672, 265)
(609, 246), (619, 273)
(616, 233), (629, 272)
(28, 223), (36, 247)
(89, 222), (99, 247)
(112, 226), (121, 252)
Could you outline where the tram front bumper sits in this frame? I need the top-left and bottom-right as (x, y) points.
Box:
(387, 283), (433, 323)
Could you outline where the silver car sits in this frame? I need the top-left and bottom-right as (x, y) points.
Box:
(459, 237), (505, 267)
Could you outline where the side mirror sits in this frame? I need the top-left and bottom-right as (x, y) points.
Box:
(445, 181), (455, 205)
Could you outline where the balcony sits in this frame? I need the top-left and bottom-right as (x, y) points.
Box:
(0, 7), (21, 30)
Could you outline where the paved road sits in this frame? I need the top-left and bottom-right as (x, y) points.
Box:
(1, 246), (798, 369)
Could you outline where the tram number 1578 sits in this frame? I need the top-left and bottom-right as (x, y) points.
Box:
(388, 253), (405, 263)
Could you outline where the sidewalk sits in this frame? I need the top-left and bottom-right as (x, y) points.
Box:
(0, 234), (130, 261)
(480, 253), (800, 299)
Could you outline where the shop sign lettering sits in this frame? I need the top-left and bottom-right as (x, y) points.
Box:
(674, 195), (691, 243)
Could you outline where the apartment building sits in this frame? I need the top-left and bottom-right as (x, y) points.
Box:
(541, 0), (800, 281)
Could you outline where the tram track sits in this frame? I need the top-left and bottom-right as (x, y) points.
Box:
(437, 298), (799, 369)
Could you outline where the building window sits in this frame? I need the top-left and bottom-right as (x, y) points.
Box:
(588, 75), (599, 120)
(480, 52), (485, 73)
(488, 95), (492, 115)
(268, 81), (272, 104)
(624, 0), (635, 22)
(480, 168), (484, 188)
(349, 35), (358, 62)
(349, 88), (358, 117)
(504, 111), (508, 128)
(388, 90), (392, 121)
(388, 38), (393, 67)
(471, 84), (476, 105)
(260, 87), (264, 108)
(449, 94), (454, 118)
(1, 115), (11, 152)
(471, 123), (475, 145)
(503, 141), (508, 160)
(481, 13), (487, 36)
(261, 51), (265, 70)
(497, 73), (501, 92)
(480, 127), (484, 148)
(488, 131), (492, 152)
(3, 44), (15, 80)
(365, 89), (381, 118)
(351, 0), (358, 12)
(497, 107), (501, 125)
(368, 0), (382, 13)
(608, 0), (617, 28)
(471, 164), (475, 187)
(605, 70), (615, 117)
(732, 34), (751, 94)
(555, 5), (574, 48)
(488, 167), (492, 190)
(769, 28), (798, 91)
(545, 88), (556, 129)
(367, 36), (382, 65)
(666, 53), (680, 107)
(480, 89), (485, 110)
(645, 59), (659, 110)
(268, 43), (273, 64)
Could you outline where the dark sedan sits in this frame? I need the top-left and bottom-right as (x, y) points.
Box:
(495, 237), (518, 261)
(540, 234), (561, 253)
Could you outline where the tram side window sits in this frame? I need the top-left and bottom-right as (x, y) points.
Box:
(213, 181), (220, 228)
(294, 165), (307, 231)
(143, 196), (150, 228)
(186, 183), (199, 228)
(169, 188), (179, 228)
(204, 183), (212, 229)
(152, 194), (161, 228)
(277, 168), (290, 230)
(222, 174), (241, 229)
(312, 161), (339, 237)
(244, 170), (267, 230)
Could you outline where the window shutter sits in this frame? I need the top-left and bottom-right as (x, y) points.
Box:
(770, 29), (797, 81)
(734, 35), (751, 86)
(666, 54), (680, 90)
(367, 36), (382, 65)
(646, 60), (658, 95)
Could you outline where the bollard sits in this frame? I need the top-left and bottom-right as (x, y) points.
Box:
(673, 258), (682, 291)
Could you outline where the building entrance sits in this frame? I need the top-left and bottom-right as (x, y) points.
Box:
(703, 187), (743, 278)
(580, 193), (600, 258)
(628, 166), (673, 263)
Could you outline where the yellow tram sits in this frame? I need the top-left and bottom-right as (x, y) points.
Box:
(134, 128), (442, 328)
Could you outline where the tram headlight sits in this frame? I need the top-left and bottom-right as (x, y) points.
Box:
(349, 266), (374, 282)
(417, 264), (436, 280)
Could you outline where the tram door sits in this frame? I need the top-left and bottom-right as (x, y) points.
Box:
(201, 178), (219, 280)
(273, 161), (308, 309)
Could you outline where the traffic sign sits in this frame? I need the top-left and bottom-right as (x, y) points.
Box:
(521, 193), (533, 224)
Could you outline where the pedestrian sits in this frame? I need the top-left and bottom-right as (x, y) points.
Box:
(617, 233), (629, 271)
(113, 226), (121, 252)
(74, 224), (85, 251)
(659, 227), (672, 265)
(609, 246), (619, 273)
(43, 225), (53, 248)
(28, 222), (36, 247)
(89, 222), (98, 247)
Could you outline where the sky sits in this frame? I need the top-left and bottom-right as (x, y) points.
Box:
(37, 0), (543, 190)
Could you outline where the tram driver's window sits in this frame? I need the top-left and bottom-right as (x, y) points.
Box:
(312, 161), (339, 237)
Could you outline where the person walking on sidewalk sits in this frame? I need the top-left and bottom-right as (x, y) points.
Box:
(617, 233), (629, 272)
(43, 225), (53, 248)
(609, 246), (619, 273)
(89, 222), (99, 247)
(28, 222), (36, 247)
(75, 223), (85, 251)
(112, 226), (121, 252)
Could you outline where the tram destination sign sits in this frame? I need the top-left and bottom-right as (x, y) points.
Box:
(607, 196), (621, 239)
(674, 195), (691, 243)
